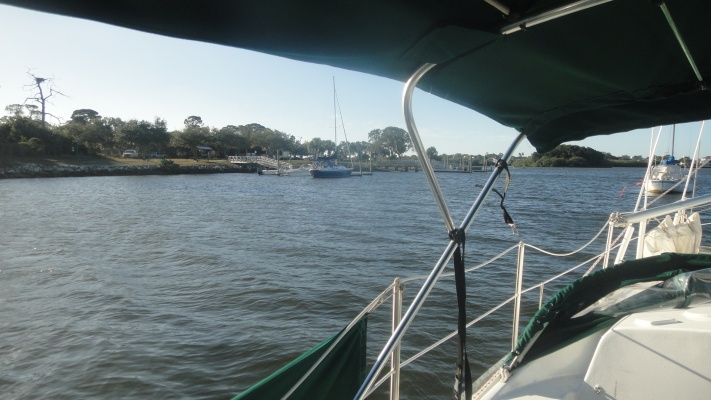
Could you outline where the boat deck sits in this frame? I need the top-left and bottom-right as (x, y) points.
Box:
(476, 303), (711, 400)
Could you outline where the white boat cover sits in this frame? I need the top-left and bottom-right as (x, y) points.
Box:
(643, 212), (702, 257)
(650, 164), (684, 181)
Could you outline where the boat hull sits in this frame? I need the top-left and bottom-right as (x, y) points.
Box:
(646, 163), (690, 193)
(259, 168), (285, 176)
(309, 167), (352, 178)
(646, 179), (685, 193)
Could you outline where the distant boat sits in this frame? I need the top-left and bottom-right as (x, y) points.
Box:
(258, 168), (286, 176)
(309, 158), (352, 178)
(646, 155), (685, 193)
(310, 77), (352, 178)
(645, 126), (691, 194)
(284, 164), (313, 177)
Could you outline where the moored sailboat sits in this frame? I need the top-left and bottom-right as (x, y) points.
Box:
(309, 157), (352, 178)
(309, 77), (352, 178)
(646, 126), (692, 194)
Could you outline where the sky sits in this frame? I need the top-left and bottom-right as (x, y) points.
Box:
(0, 4), (708, 158)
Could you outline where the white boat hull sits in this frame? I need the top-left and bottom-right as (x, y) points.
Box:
(259, 168), (286, 176)
(646, 162), (689, 193)
(645, 179), (685, 193)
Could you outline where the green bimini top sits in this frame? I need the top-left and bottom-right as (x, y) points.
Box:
(3, 0), (711, 152)
(506, 253), (711, 370)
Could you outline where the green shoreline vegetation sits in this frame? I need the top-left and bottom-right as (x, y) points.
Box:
(1, 99), (676, 179)
(0, 145), (658, 180)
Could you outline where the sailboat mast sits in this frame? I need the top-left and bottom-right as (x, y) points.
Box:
(333, 76), (337, 156)
(671, 124), (675, 157)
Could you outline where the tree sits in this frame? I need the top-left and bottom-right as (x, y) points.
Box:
(235, 123), (269, 153)
(426, 146), (439, 161)
(70, 109), (101, 124)
(24, 71), (66, 128)
(367, 127), (412, 159)
(115, 118), (170, 154)
(0, 108), (58, 156)
(256, 129), (294, 156)
(61, 110), (111, 155)
(306, 137), (336, 158)
(4, 104), (25, 118)
(348, 141), (370, 160)
(172, 120), (210, 157)
(184, 115), (204, 128)
(214, 125), (249, 156)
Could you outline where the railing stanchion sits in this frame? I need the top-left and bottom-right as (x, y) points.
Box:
(390, 279), (403, 400)
(603, 221), (614, 269)
(512, 241), (525, 350)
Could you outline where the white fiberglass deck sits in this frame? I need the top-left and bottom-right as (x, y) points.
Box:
(476, 303), (711, 400)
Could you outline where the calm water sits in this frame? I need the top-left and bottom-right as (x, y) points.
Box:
(2, 168), (710, 399)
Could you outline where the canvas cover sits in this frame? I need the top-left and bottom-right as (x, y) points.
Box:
(643, 212), (702, 257)
(233, 316), (367, 400)
(3, 0), (711, 152)
(506, 253), (711, 370)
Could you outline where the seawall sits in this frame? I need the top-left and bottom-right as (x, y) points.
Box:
(0, 163), (253, 179)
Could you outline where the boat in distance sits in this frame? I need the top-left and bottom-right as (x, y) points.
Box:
(645, 156), (686, 193)
(309, 158), (352, 178)
(309, 77), (353, 179)
(646, 124), (695, 194)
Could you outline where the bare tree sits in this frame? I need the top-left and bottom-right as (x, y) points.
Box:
(24, 70), (66, 128)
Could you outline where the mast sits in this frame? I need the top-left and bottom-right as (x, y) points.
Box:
(671, 124), (676, 157)
(333, 76), (337, 162)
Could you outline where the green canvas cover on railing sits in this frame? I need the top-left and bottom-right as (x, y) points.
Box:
(506, 253), (711, 370)
(233, 316), (367, 400)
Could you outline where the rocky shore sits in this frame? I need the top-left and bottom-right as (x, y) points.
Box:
(0, 162), (254, 179)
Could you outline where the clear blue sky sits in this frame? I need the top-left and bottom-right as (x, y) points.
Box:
(1, 4), (707, 158)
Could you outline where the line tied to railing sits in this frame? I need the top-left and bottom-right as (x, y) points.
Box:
(449, 227), (472, 400)
(494, 159), (519, 236)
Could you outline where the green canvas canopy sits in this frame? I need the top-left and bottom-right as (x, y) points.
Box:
(3, 0), (710, 152)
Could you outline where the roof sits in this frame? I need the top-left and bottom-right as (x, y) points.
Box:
(3, 0), (710, 152)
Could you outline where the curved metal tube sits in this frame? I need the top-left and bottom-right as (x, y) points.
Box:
(355, 63), (526, 399)
(403, 63), (455, 232)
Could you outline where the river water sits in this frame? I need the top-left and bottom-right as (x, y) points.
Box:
(2, 168), (710, 399)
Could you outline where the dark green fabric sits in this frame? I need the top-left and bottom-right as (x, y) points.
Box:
(233, 316), (367, 400)
(507, 253), (711, 369)
(3, 0), (711, 152)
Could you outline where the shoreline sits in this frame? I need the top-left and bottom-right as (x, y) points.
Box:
(0, 161), (254, 179)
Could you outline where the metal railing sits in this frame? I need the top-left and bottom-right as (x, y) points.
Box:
(228, 155), (284, 169)
(355, 196), (711, 399)
(277, 191), (711, 400)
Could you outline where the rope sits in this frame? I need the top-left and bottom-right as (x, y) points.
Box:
(448, 228), (472, 400)
(494, 159), (519, 235)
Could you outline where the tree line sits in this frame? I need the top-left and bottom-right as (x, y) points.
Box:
(1, 104), (667, 168)
(0, 73), (677, 166)
(0, 104), (672, 167)
(0, 104), (420, 161)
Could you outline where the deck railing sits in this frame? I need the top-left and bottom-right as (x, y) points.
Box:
(357, 196), (711, 399)
(362, 233), (608, 399)
(278, 193), (711, 400)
